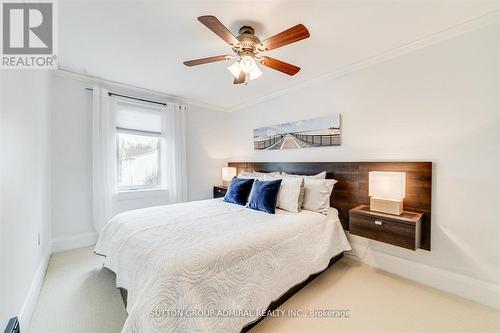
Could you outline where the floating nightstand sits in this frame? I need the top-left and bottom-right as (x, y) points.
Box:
(349, 205), (423, 250)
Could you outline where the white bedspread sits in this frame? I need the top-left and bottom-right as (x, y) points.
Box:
(94, 198), (351, 333)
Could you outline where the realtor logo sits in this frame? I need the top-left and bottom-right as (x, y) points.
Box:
(1, 0), (57, 69)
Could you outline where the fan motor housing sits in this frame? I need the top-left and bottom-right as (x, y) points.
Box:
(236, 26), (260, 51)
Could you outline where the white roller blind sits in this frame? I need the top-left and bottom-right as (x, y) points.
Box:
(115, 100), (162, 133)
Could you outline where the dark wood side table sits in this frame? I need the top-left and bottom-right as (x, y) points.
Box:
(349, 205), (423, 250)
(213, 185), (228, 198)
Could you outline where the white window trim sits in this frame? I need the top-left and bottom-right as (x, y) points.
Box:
(116, 127), (163, 192)
(116, 188), (168, 201)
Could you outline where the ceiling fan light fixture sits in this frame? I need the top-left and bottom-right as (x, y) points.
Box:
(227, 61), (241, 79)
(184, 16), (309, 84)
(239, 55), (256, 74)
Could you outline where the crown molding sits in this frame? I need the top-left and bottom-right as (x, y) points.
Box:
(53, 68), (228, 112)
(227, 10), (500, 112)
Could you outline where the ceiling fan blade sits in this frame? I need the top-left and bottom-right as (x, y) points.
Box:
(233, 71), (246, 84)
(259, 56), (300, 76)
(260, 24), (310, 51)
(198, 16), (240, 46)
(183, 55), (229, 67)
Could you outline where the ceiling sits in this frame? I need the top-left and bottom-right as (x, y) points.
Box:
(59, 1), (499, 110)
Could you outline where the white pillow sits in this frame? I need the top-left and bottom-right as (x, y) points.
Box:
(254, 171), (281, 177)
(281, 171), (328, 208)
(281, 171), (326, 179)
(238, 171), (280, 179)
(302, 178), (336, 215)
(238, 171), (256, 179)
(265, 175), (304, 213)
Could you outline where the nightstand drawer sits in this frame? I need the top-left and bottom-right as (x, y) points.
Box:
(349, 214), (420, 250)
(213, 186), (227, 198)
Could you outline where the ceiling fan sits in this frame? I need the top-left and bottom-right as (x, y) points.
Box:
(183, 16), (310, 85)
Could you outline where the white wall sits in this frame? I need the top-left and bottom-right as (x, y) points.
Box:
(224, 24), (500, 304)
(185, 105), (229, 201)
(50, 73), (224, 240)
(0, 70), (52, 329)
(50, 76), (94, 239)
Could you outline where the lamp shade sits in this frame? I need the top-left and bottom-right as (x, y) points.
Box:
(222, 167), (237, 182)
(249, 65), (263, 80)
(227, 62), (241, 79)
(369, 171), (406, 200)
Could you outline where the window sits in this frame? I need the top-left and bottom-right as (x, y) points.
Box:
(117, 131), (160, 189)
(115, 100), (163, 191)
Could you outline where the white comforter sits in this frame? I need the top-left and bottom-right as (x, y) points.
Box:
(94, 199), (351, 333)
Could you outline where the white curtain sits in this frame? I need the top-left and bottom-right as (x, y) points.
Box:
(161, 103), (188, 203)
(92, 87), (117, 234)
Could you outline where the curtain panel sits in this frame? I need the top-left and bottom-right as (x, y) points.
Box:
(161, 103), (188, 203)
(91, 87), (117, 234)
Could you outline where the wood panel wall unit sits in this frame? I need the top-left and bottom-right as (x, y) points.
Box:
(228, 161), (432, 251)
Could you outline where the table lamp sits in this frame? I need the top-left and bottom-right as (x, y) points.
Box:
(369, 171), (406, 215)
(221, 167), (237, 186)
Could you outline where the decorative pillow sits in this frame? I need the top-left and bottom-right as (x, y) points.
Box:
(302, 178), (337, 214)
(264, 175), (304, 213)
(247, 179), (282, 214)
(223, 177), (254, 206)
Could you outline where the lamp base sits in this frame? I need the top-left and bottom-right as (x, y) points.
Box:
(370, 197), (403, 215)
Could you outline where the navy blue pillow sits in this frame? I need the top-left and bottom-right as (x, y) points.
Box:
(223, 177), (255, 206)
(247, 179), (282, 214)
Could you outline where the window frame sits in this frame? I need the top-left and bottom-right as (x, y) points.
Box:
(116, 127), (162, 192)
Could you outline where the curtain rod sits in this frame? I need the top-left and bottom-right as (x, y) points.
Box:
(85, 87), (167, 106)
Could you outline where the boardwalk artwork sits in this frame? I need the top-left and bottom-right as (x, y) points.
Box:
(253, 114), (341, 150)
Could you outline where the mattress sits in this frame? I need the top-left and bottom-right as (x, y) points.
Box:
(94, 198), (351, 333)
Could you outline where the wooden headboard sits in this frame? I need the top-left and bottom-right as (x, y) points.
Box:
(228, 161), (432, 250)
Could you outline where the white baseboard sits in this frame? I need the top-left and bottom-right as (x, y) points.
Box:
(345, 238), (500, 310)
(51, 231), (98, 254)
(18, 251), (51, 330)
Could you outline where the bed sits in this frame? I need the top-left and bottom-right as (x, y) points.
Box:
(94, 198), (351, 333)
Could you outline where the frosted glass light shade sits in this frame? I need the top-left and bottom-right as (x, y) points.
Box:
(222, 167), (237, 182)
(249, 65), (263, 80)
(227, 62), (241, 79)
(369, 171), (406, 200)
(239, 55), (256, 73)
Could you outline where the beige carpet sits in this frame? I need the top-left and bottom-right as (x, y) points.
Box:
(29, 246), (127, 333)
(29, 247), (500, 333)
